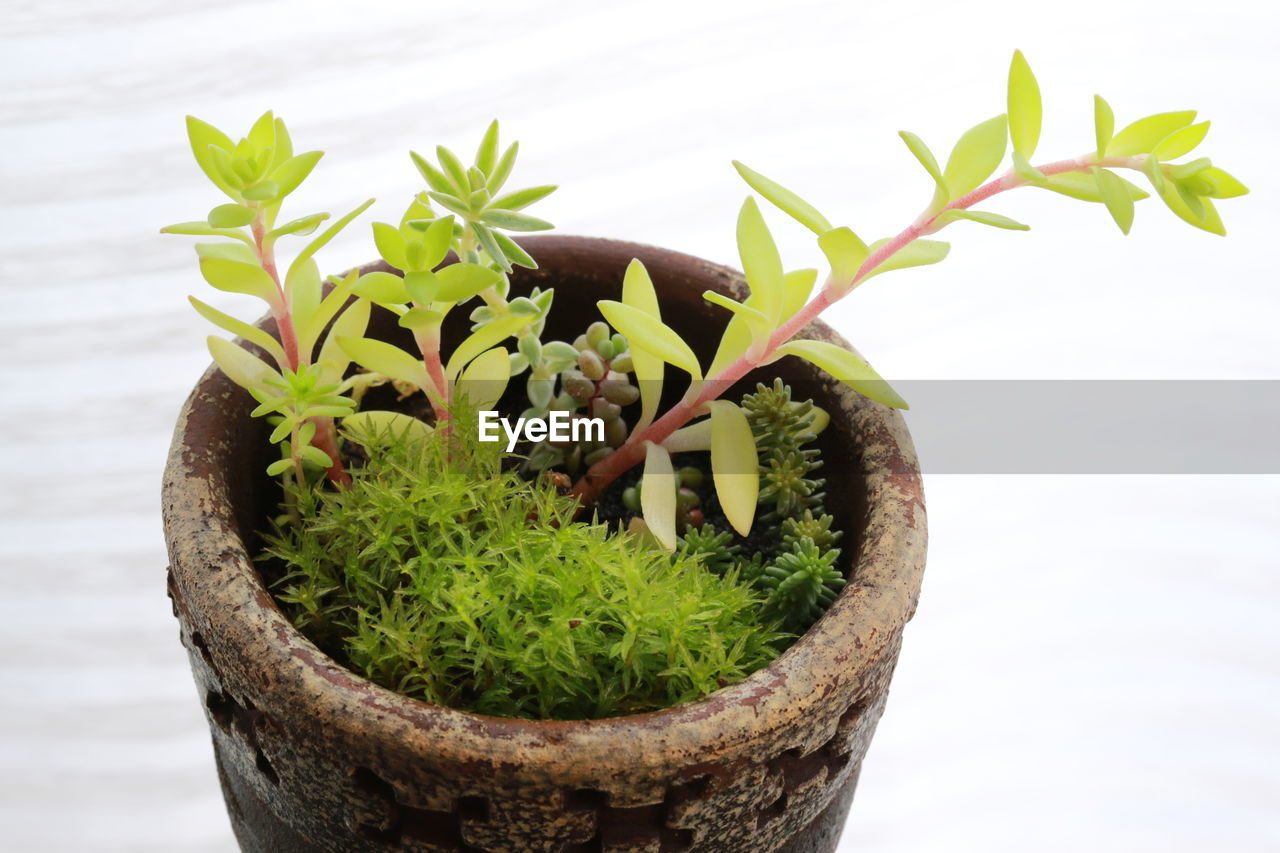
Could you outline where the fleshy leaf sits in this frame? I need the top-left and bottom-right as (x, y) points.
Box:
(774, 339), (907, 409)
(703, 290), (772, 351)
(456, 347), (510, 410)
(621, 259), (664, 430)
(1094, 95), (1115, 158)
(185, 116), (236, 197)
(863, 238), (950, 279)
(445, 314), (531, 379)
(337, 337), (432, 389)
(315, 299), (371, 385)
(1152, 122), (1210, 161)
(818, 227), (869, 294)
(708, 401), (759, 536)
(597, 300), (701, 379)
(935, 210), (1029, 231)
(287, 198), (375, 285)
(489, 185), (557, 211)
(736, 197), (785, 322)
(270, 151), (323, 198)
(1007, 50), (1042, 160)
(943, 114), (1008, 200)
(208, 204), (256, 228)
(782, 268), (817, 319)
(1034, 171), (1149, 203)
(899, 131), (949, 209)
(208, 336), (278, 391)
(1108, 111), (1196, 156)
(731, 161), (832, 234)
(189, 296), (286, 366)
(1199, 167), (1249, 199)
(1093, 167), (1135, 235)
(436, 263), (502, 303)
(661, 419), (712, 453)
(640, 442), (678, 551)
(198, 257), (279, 304)
(372, 222), (408, 269)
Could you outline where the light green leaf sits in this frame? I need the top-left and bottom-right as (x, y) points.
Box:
(208, 336), (278, 392)
(268, 212), (328, 239)
(899, 131), (949, 209)
(818, 226), (870, 293)
(1200, 167), (1248, 199)
(597, 300), (701, 379)
(195, 241), (257, 264)
(475, 120), (500, 175)
(1152, 121), (1210, 161)
(708, 315), (753, 378)
(782, 268), (817, 319)
(315, 299), (371, 385)
(456, 346), (510, 410)
(703, 290), (772, 351)
(1007, 50), (1041, 159)
(943, 114), (1008, 200)
(1034, 171), (1149, 203)
(489, 185), (556, 211)
(445, 313), (531, 379)
(398, 307), (444, 331)
(269, 151), (323, 198)
(286, 257), (322, 325)
(471, 222), (509, 271)
(1108, 110), (1197, 156)
(1093, 167), (1135, 235)
(298, 271), (359, 359)
(708, 401), (759, 536)
(299, 445), (334, 470)
(185, 116), (236, 197)
(774, 339), (907, 409)
(864, 238), (950, 279)
(1094, 95), (1115, 158)
(287, 198), (375, 285)
(736, 197), (785, 323)
(199, 257), (279, 304)
(403, 271), (439, 304)
(266, 457), (294, 477)
(271, 117), (293, 166)
(478, 209), (553, 232)
(621, 259), (664, 429)
(661, 419), (711, 453)
(494, 231), (537, 269)
(488, 142), (519, 195)
(372, 222), (408, 269)
(208, 203), (256, 228)
(435, 146), (470, 195)
(337, 336), (431, 388)
(436, 263), (502, 303)
(935, 209), (1030, 230)
(640, 442), (678, 551)
(161, 221), (252, 243)
(240, 181), (278, 202)
(731, 161), (832, 234)
(246, 111), (275, 153)
(342, 410), (433, 448)
(189, 296), (287, 367)
(1012, 151), (1044, 182)
(410, 151), (456, 195)
(1155, 181), (1226, 236)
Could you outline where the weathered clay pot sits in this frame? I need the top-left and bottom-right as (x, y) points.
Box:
(163, 235), (927, 852)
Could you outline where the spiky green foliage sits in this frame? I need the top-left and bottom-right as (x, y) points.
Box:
(760, 538), (846, 632)
(678, 523), (740, 577)
(261, 414), (783, 720)
(743, 380), (826, 521)
(781, 509), (843, 554)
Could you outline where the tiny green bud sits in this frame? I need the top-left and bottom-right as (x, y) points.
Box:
(573, 334), (590, 352)
(622, 486), (641, 512)
(677, 466), (704, 489)
(609, 354), (634, 374)
(677, 487), (701, 512)
(611, 333), (627, 353)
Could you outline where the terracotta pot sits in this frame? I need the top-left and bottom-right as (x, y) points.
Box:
(163, 235), (927, 852)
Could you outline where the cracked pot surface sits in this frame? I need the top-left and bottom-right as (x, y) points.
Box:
(163, 236), (927, 853)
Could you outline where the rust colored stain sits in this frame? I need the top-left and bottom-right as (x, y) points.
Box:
(162, 236), (928, 853)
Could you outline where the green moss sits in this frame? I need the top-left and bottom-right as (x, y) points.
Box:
(261, 417), (785, 720)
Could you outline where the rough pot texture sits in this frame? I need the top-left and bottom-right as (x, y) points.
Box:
(163, 236), (928, 853)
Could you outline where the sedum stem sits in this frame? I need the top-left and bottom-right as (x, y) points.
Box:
(568, 153), (1147, 506)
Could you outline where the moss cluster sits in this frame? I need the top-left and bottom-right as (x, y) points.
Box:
(261, 418), (785, 720)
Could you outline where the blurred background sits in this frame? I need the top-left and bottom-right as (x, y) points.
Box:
(2, 0), (1277, 850)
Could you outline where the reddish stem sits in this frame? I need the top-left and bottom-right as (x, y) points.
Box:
(568, 153), (1145, 506)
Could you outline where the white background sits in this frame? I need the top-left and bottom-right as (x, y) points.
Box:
(2, 1), (1277, 850)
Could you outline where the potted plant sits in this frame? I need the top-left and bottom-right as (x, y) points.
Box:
(162, 52), (1244, 852)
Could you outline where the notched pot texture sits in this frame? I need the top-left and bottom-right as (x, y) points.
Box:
(163, 236), (928, 853)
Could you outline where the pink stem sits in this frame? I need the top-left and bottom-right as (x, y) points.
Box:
(568, 153), (1145, 505)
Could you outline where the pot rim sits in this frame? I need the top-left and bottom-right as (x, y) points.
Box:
(163, 234), (926, 771)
